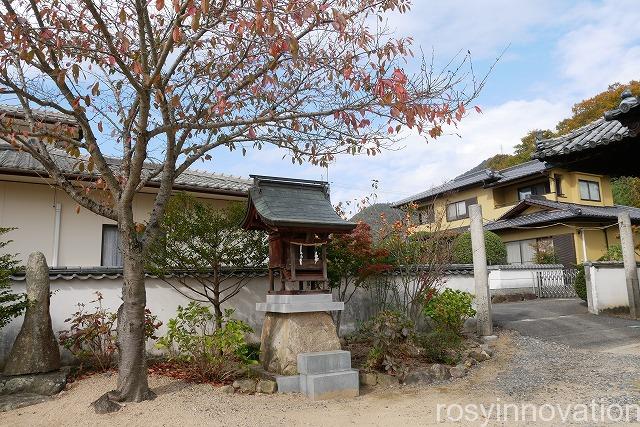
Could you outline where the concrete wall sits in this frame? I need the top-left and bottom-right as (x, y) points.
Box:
(585, 262), (640, 314)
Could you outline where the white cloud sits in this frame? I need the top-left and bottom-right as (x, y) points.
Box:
(555, 0), (640, 97)
(385, 0), (562, 59)
(323, 99), (569, 205)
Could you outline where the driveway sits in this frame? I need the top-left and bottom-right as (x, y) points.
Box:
(492, 298), (640, 353)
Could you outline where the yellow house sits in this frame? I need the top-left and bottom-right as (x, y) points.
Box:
(392, 159), (640, 265)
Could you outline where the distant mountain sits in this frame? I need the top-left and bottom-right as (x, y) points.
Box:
(350, 203), (404, 235)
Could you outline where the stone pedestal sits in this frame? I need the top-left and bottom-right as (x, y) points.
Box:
(259, 310), (340, 375)
(256, 294), (359, 399)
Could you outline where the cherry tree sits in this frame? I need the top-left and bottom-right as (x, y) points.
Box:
(0, 0), (487, 406)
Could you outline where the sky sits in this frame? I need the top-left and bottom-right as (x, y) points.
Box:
(195, 0), (640, 212)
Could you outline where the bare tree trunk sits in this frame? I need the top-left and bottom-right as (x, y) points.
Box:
(105, 215), (155, 405)
(212, 267), (223, 330)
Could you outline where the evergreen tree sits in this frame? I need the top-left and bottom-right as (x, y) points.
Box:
(0, 228), (26, 328)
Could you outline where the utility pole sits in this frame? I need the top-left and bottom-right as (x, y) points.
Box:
(470, 204), (493, 336)
(618, 212), (640, 319)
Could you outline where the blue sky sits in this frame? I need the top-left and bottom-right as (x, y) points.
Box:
(196, 0), (640, 213)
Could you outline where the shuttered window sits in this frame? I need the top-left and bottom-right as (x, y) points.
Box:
(552, 234), (577, 266)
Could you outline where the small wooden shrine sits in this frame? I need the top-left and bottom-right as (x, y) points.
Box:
(242, 175), (356, 294)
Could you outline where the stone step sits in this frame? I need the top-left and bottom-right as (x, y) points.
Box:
(275, 375), (300, 393)
(297, 350), (352, 375)
(299, 370), (359, 401)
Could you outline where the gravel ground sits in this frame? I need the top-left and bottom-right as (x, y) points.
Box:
(2, 331), (640, 426)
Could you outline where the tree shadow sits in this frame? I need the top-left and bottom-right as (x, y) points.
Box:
(151, 379), (190, 396)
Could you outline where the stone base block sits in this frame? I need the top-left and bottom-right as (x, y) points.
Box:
(0, 367), (70, 396)
(297, 350), (352, 375)
(300, 370), (359, 401)
(260, 312), (341, 375)
(257, 294), (344, 313)
(275, 375), (300, 393)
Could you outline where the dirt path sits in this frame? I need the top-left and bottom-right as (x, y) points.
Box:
(2, 331), (640, 426)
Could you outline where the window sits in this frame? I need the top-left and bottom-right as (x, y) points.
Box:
(101, 225), (123, 267)
(579, 179), (601, 201)
(446, 198), (476, 222)
(554, 175), (564, 196)
(506, 237), (556, 265)
(418, 205), (435, 224)
(517, 181), (550, 201)
(506, 239), (537, 264)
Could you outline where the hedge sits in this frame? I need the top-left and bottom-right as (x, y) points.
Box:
(452, 231), (507, 265)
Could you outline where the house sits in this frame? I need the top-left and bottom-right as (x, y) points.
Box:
(393, 158), (640, 266)
(0, 106), (250, 267)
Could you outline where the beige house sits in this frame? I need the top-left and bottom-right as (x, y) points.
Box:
(0, 143), (249, 268)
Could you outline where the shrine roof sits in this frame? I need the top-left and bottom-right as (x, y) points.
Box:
(242, 175), (356, 232)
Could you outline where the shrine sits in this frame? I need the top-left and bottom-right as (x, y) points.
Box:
(242, 175), (359, 400)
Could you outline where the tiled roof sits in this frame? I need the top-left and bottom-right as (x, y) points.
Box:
(245, 175), (356, 230)
(10, 266), (267, 281)
(485, 198), (640, 231)
(393, 160), (550, 207)
(0, 105), (77, 125)
(0, 142), (250, 195)
(533, 118), (630, 160)
(535, 89), (640, 160)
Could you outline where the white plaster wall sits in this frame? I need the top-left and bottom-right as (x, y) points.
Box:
(442, 274), (475, 294)
(586, 264), (640, 313)
(488, 267), (563, 293)
(1, 276), (269, 366)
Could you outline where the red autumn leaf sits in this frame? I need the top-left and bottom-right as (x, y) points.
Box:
(155, 0), (164, 10)
(248, 127), (257, 139)
(172, 26), (182, 43)
(474, 105), (483, 114)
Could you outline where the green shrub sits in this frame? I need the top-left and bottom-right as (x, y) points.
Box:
(534, 249), (560, 264)
(0, 228), (26, 328)
(156, 302), (254, 382)
(598, 244), (623, 261)
(59, 292), (161, 371)
(423, 288), (476, 336)
(452, 231), (507, 265)
(574, 265), (587, 302)
(359, 310), (415, 375)
(415, 329), (463, 365)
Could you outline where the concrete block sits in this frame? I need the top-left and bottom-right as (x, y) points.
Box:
(300, 370), (359, 401)
(275, 375), (300, 393)
(297, 350), (352, 375)
(266, 294), (333, 304)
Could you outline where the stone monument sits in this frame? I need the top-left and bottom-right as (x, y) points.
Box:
(242, 175), (360, 400)
(4, 252), (60, 375)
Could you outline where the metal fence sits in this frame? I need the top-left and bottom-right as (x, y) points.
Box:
(536, 268), (579, 298)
